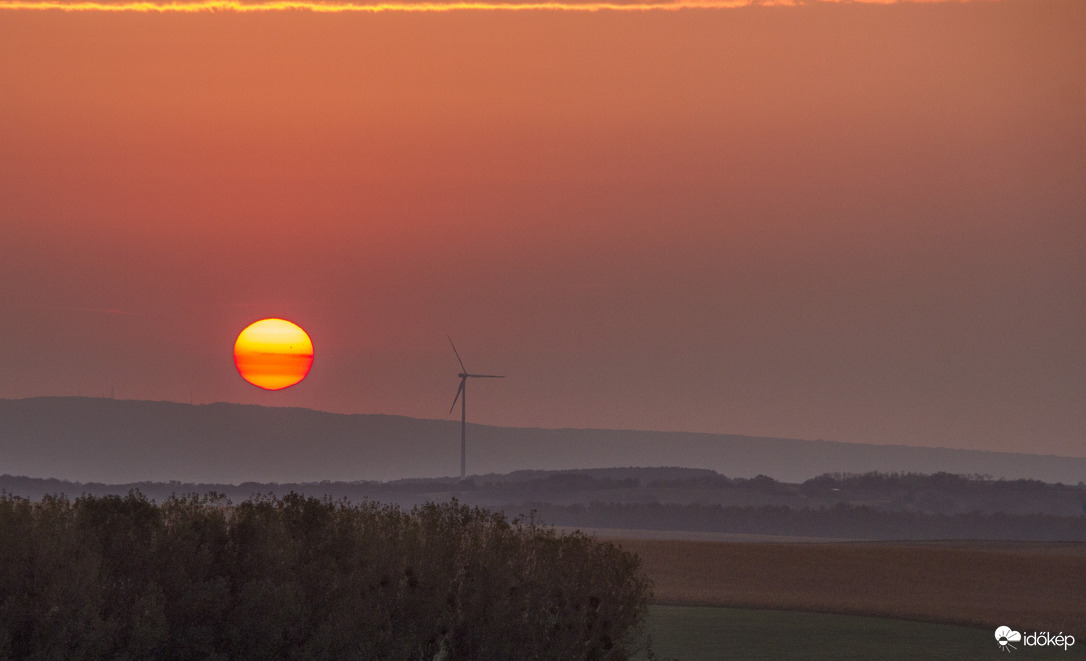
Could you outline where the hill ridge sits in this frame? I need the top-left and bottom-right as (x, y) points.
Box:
(2, 396), (1084, 485)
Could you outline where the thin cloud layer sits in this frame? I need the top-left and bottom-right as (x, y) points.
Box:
(0, 0), (985, 12)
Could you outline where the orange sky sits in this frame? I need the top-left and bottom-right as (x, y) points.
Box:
(0, 0), (992, 10)
(1, 0), (1084, 459)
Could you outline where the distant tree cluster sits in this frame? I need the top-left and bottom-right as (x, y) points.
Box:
(798, 471), (1057, 495)
(5, 469), (1083, 520)
(523, 501), (1086, 541)
(0, 492), (652, 660)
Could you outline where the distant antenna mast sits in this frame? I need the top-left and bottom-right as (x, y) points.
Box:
(447, 337), (503, 480)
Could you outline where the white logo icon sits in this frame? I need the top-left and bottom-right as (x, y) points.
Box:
(996, 626), (1022, 652)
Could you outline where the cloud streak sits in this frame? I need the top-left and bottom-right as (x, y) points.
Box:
(0, 0), (986, 12)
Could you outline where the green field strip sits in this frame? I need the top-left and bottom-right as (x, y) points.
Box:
(638, 605), (1084, 661)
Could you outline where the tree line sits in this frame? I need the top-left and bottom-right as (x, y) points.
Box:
(0, 492), (653, 660)
(3, 469), (1083, 518)
(519, 501), (1086, 541)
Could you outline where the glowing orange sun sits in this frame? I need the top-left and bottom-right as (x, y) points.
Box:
(233, 318), (314, 390)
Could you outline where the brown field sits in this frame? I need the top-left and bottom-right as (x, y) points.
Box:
(612, 537), (1086, 633)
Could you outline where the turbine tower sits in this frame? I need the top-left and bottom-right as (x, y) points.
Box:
(447, 337), (503, 480)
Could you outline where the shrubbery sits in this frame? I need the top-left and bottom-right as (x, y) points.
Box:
(0, 492), (652, 660)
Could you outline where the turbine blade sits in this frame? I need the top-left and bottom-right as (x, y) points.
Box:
(447, 336), (467, 372)
(467, 374), (504, 379)
(448, 380), (465, 414)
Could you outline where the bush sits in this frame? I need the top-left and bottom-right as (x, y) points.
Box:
(0, 492), (652, 660)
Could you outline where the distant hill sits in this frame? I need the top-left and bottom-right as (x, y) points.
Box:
(2, 396), (1084, 485)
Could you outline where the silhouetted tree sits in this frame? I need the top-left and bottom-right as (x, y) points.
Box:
(0, 492), (652, 660)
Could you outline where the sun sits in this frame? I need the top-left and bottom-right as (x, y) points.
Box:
(233, 318), (314, 390)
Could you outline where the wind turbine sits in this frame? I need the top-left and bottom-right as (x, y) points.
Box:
(447, 337), (503, 480)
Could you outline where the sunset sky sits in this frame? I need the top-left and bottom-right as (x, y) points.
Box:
(2, 0), (1083, 459)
